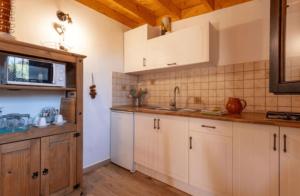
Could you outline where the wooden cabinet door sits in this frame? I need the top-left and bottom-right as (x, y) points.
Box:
(157, 115), (189, 183)
(0, 139), (40, 196)
(280, 127), (300, 196)
(41, 133), (76, 196)
(233, 123), (279, 196)
(134, 113), (158, 170)
(189, 130), (232, 196)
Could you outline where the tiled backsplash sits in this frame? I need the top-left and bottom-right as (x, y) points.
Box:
(112, 72), (138, 105)
(113, 60), (300, 113)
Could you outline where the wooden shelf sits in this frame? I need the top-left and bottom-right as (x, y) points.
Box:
(0, 84), (76, 91)
(0, 123), (77, 145)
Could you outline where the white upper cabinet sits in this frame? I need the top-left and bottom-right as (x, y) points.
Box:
(124, 25), (159, 73)
(124, 23), (210, 73)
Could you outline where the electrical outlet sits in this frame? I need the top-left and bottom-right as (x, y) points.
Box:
(194, 96), (201, 104)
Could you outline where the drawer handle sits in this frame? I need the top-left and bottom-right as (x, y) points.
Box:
(154, 118), (157, 129)
(167, 63), (177, 66)
(189, 136), (192, 149)
(283, 134), (287, 153)
(157, 119), (160, 130)
(273, 134), (277, 151)
(201, 125), (216, 129)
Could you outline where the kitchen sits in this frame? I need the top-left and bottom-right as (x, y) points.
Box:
(0, 0), (299, 195)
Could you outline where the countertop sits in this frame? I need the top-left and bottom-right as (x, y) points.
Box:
(111, 105), (300, 128)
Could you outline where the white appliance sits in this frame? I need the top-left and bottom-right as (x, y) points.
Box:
(0, 52), (66, 87)
(110, 111), (135, 172)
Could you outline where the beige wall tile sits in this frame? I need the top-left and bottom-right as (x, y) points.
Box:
(278, 96), (292, 107)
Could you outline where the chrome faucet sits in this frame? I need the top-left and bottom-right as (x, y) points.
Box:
(170, 86), (180, 110)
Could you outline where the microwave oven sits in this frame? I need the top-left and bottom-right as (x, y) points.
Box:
(0, 53), (66, 87)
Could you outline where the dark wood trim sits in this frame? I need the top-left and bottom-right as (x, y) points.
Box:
(0, 84), (76, 91)
(270, 0), (300, 94)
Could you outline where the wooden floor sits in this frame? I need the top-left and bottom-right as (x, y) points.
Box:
(79, 163), (190, 196)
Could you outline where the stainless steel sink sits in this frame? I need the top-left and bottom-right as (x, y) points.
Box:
(154, 107), (199, 112)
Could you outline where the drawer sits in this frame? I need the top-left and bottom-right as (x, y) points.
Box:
(189, 118), (233, 137)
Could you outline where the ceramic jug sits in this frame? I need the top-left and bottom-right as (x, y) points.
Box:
(226, 97), (247, 114)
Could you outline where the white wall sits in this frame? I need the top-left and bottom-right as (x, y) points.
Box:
(171, 0), (270, 66)
(0, 0), (128, 168)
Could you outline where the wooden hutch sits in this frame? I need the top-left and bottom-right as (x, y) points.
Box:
(0, 38), (85, 196)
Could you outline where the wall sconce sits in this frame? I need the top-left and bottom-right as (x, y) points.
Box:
(56, 10), (72, 24)
(53, 10), (73, 51)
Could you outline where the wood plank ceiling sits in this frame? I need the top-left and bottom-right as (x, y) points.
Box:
(76, 0), (252, 28)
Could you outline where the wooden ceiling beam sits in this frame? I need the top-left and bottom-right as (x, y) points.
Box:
(76, 0), (139, 28)
(156, 0), (181, 18)
(111, 0), (157, 26)
(203, 0), (215, 11)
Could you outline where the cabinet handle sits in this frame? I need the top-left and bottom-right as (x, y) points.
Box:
(273, 134), (277, 151)
(154, 118), (156, 129)
(143, 58), (146, 67)
(283, 134), (287, 153)
(189, 137), (192, 149)
(201, 125), (216, 129)
(167, 63), (177, 66)
(42, 168), (49, 175)
(32, 171), (39, 179)
(157, 119), (160, 130)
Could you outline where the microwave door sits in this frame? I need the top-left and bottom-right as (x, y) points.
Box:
(28, 61), (53, 84)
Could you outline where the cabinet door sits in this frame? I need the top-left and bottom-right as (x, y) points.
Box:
(233, 123), (279, 196)
(134, 113), (158, 170)
(124, 25), (147, 73)
(0, 139), (40, 196)
(146, 36), (171, 70)
(189, 130), (232, 196)
(167, 24), (210, 67)
(157, 115), (189, 183)
(41, 133), (76, 196)
(110, 111), (134, 171)
(280, 127), (300, 196)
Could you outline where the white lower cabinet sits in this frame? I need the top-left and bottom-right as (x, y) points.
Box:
(280, 127), (300, 196)
(134, 113), (158, 170)
(189, 119), (233, 196)
(134, 113), (189, 183)
(133, 113), (300, 196)
(233, 123), (279, 196)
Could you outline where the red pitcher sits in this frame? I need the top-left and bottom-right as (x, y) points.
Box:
(226, 97), (247, 114)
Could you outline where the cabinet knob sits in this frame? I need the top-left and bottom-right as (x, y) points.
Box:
(32, 171), (39, 179)
(42, 168), (49, 175)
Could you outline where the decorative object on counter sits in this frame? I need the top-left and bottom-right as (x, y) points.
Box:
(160, 16), (172, 35)
(60, 97), (76, 123)
(40, 107), (59, 124)
(201, 108), (226, 116)
(0, 113), (30, 133)
(89, 73), (97, 99)
(0, 0), (15, 39)
(128, 88), (148, 107)
(54, 114), (66, 126)
(226, 97), (247, 114)
(53, 10), (73, 51)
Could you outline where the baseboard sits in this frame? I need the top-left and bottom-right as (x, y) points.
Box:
(135, 164), (214, 196)
(83, 159), (111, 174)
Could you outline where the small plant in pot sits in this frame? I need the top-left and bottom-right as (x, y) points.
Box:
(128, 88), (147, 107)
